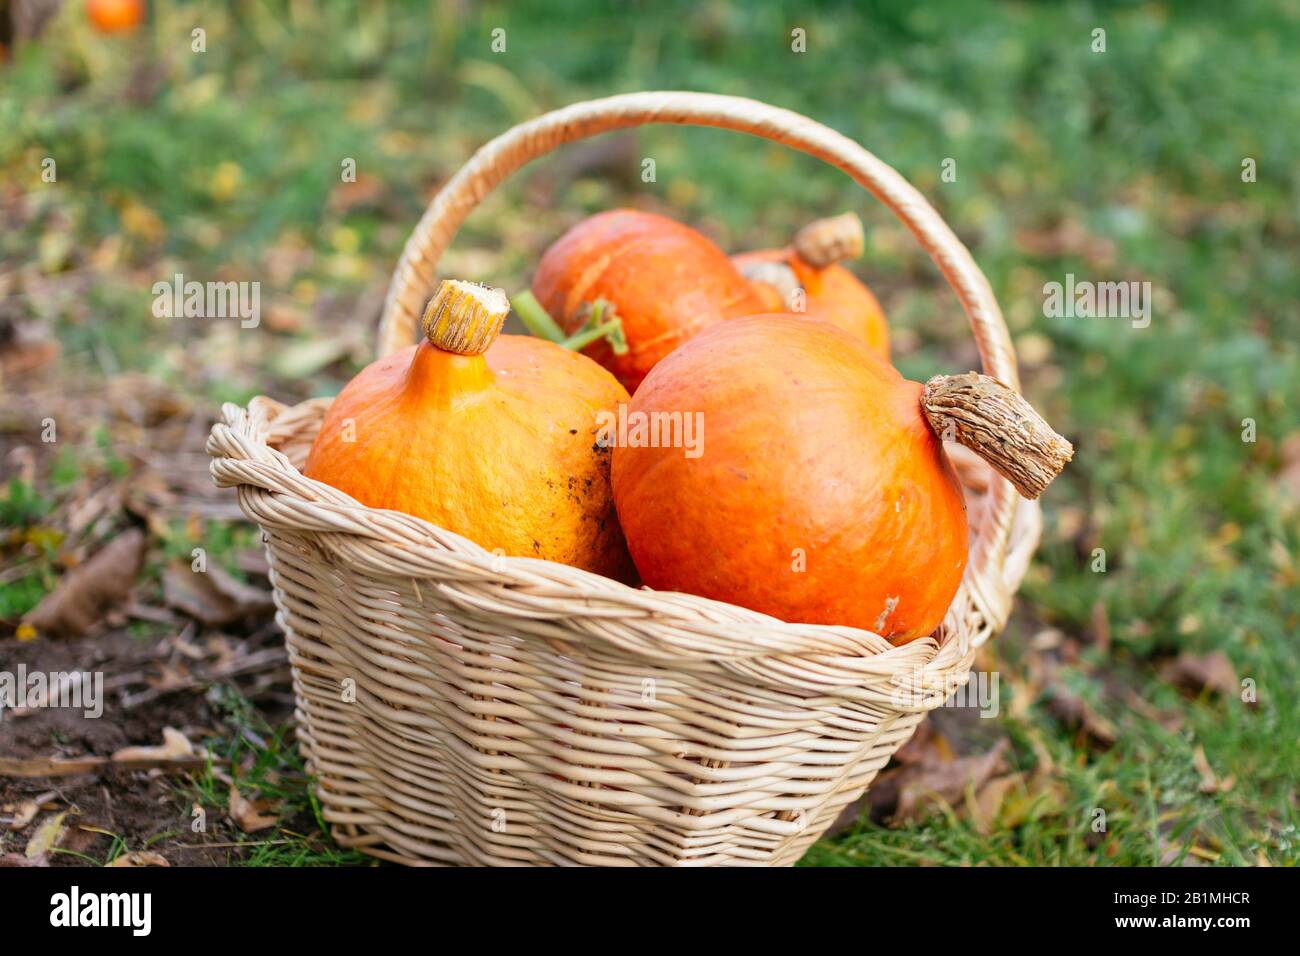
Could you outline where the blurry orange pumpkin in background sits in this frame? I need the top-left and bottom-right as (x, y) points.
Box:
(87, 0), (145, 34)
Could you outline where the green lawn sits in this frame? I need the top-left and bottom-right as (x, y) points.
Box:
(2, 0), (1297, 865)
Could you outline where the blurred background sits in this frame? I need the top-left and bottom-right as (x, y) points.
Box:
(1, 0), (1297, 866)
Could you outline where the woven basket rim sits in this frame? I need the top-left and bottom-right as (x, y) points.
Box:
(208, 395), (1040, 686)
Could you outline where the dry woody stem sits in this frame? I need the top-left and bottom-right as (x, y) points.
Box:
(922, 372), (1073, 499)
(793, 212), (865, 268)
(422, 279), (510, 355)
(738, 260), (803, 309)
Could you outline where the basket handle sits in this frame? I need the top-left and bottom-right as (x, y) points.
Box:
(379, 91), (1023, 617)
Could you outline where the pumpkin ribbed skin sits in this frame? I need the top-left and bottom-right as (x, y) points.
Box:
(732, 248), (890, 359)
(532, 209), (767, 392)
(611, 315), (967, 644)
(304, 335), (636, 582)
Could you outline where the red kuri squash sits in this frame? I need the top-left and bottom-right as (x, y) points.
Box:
(531, 209), (768, 392)
(611, 315), (1071, 643)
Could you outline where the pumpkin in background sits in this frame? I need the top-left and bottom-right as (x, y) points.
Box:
(304, 279), (636, 582)
(611, 315), (1071, 644)
(530, 209), (767, 392)
(88, 0), (145, 33)
(732, 212), (891, 359)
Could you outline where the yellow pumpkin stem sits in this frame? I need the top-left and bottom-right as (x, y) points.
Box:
(793, 212), (865, 269)
(421, 279), (511, 355)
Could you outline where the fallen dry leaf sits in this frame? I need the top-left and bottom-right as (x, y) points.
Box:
(892, 721), (953, 765)
(998, 770), (1068, 829)
(1045, 684), (1117, 747)
(228, 783), (280, 833)
(163, 561), (274, 626)
(4, 790), (57, 831)
(108, 851), (170, 867)
(111, 727), (195, 763)
(0, 324), (60, 377)
(1015, 219), (1116, 266)
(1160, 651), (1239, 699)
(1193, 745), (1235, 794)
(1087, 599), (1111, 651)
(0, 852), (50, 867)
(108, 372), (191, 427)
(0, 755), (107, 777)
(21, 528), (147, 638)
(893, 739), (1011, 825)
(25, 811), (69, 859)
(967, 771), (1024, 835)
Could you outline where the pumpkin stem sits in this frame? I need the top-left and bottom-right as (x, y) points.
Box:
(563, 299), (629, 354)
(509, 291), (628, 355)
(422, 279), (510, 355)
(738, 260), (803, 311)
(793, 212), (865, 269)
(921, 373), (1074, 500)
(509, 290), (568, 344)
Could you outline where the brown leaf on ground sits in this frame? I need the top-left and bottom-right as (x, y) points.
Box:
(1002, 768), (1069, 830)
(1193, 745), (1235, 794)
(1014, 219), (1116, 266)
(893, 739), (1011, 825)
(967, 772), (1024, 835)
(0, 337), (60, 377)
(228, 783), (280, 833)
(0, 752), (217, 778)
(892, 721), (954, 765)
(108, 373), (191, 427)
(3, 790), (57, 831)
(162, 561), (274, 626)
(1087, 599), (1111, 651)
(25, 811), (69, 858)
(0, 755), (106, 777)
(21, 528), (147, 639)
(828, 729), (1012, 834)
(1125, 689), (1185, 733)
(108, 851), (170, 867)
(1160, 651), (1239, 699)
(1045, 684), (1117, 747)
(111, 727), (195, 763)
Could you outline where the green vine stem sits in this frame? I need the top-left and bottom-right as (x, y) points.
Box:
(510, 291), (628, 355)
(510, 290), (567, 343)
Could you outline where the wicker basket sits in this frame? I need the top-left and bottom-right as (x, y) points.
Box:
(208, 92), (1046, 866)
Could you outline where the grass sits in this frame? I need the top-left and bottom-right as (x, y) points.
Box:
(2, 0), (1297, 865)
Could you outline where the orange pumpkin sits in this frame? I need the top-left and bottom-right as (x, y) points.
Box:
(611, 315), (1071, 643)
(88, 0), (145, 33)
(304, 279), (635, 582)
(531, 209), (767, 392)
(732, 213), (890, 359)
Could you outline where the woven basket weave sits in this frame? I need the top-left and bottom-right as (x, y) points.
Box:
(208, 92), (1043, 866)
